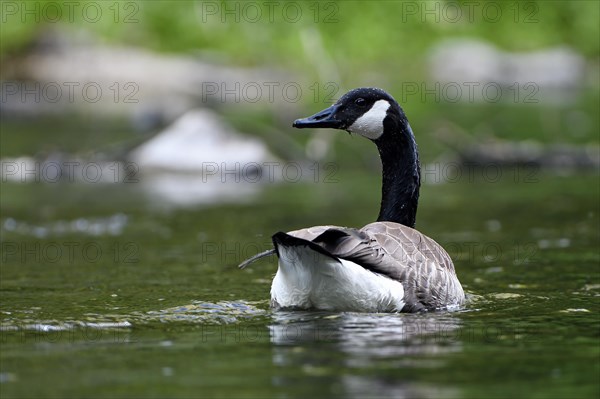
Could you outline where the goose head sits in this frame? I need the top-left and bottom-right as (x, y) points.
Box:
(292, 87), (407, 141)
(293, 87), (421, 228)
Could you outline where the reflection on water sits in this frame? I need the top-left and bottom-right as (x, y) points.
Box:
(2, 214), (128, 238)
(270, 311), (461, 350)
(138, 173), (263, 207)
(269, 311), (463, 398)
(339, 374), (459, 399)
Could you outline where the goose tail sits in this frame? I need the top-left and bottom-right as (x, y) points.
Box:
(238, 249), (276, 269)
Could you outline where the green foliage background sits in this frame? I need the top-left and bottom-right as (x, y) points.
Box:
(1, 1), (598, 160)
(2, 1), (598, 67)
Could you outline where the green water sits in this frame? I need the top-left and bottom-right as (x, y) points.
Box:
(1, 168), (599, 399)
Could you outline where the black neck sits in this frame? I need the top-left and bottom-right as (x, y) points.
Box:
(374, 113), (421, 228)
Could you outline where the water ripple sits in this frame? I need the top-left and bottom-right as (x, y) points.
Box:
(0, 300), (267, 333)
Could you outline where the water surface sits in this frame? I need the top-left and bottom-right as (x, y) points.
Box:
(1, 169), (599, 399)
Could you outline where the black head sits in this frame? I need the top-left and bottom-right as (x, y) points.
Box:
(293, 87), (421, 228)
(293, 87), (404, 140)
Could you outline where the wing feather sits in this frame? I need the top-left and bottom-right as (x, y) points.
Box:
(287, 221), (464, 311)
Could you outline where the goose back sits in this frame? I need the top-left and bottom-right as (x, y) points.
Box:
(284, 222), (464, 312)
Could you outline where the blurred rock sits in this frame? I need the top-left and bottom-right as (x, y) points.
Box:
(129, 109), (277, 172)
(0, 27), (297, 122)
(458, 139), (599, 170)
(433, 123), (600, 171)
(129, 108), (279, 206)
(136, 173), (264, 208)
(428, 39), (586, 104)
(0, 108), (280, 207)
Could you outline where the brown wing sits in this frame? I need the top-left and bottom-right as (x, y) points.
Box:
(286, 225), (338, 240)
(287, 222), (464, 312)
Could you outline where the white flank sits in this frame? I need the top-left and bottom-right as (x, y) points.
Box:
(271, 243), (405, 312)
(348, 99), (390, 140)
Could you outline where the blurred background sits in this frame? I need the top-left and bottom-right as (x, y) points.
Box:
(1, 1), (599, 398)
(2, 0), (598, 190)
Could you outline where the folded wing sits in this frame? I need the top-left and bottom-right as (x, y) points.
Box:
(287, 222), (464, 311)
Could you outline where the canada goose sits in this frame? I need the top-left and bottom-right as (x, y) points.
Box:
(239, 87), (465, 312)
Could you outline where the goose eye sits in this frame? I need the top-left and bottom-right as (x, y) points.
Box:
(355, 98), (366, 106)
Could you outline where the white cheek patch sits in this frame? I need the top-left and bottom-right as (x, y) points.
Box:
(348, 99), (390, 140)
